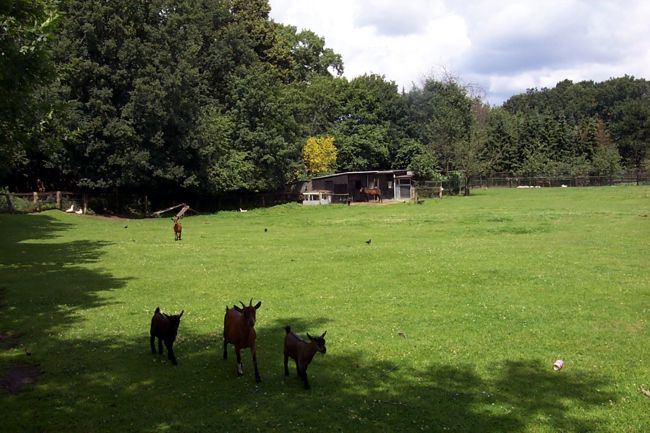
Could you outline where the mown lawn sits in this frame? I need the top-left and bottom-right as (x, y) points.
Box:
(1, 186), (649, 433)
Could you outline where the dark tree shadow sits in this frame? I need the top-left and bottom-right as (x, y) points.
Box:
(0, 213), (129, 347)
(2, 310), (621, 433)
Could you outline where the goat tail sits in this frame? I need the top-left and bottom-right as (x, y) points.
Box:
(155, 306), (160, 314)
(284, 325), (291, 334)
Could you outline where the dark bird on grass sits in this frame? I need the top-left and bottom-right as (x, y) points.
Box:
(264, 228), (268, 232)
(124, 225), (128, 229)
(365, 239), (371, 245)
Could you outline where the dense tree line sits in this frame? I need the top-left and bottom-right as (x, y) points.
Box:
(2, 0), (649, 199)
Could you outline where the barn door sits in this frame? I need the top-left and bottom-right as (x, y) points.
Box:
(396, 178), (411, 200)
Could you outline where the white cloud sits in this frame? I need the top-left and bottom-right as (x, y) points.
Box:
(269, 0), (650, 104)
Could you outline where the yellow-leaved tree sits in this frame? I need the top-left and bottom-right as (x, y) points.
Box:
(303, 136), (337, 176)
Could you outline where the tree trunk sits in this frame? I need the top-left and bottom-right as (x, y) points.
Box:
(5, 192), (15, 213)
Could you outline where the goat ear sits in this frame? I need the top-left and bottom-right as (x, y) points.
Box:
(321, 331), (327, 338)
(179, 310), (184, 318)
(254, 301), (261, 309)
(233, 305), (242, 312)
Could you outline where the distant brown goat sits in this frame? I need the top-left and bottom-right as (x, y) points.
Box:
(284, 326), (327, 389)
(172, 216), (182, 241)
(150, 307), (184, 365)
(223, 299), (262, 383)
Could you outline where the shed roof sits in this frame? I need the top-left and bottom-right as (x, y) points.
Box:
(311, 170), (412, 181)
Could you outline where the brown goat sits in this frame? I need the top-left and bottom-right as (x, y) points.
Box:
(223, 299), (262, 383)
(150, 307), (184, 365)
(284, 326), (327, 389)
(172, 216), (182, 241)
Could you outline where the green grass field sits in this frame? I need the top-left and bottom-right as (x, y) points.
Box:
(1, 186), (649, 433)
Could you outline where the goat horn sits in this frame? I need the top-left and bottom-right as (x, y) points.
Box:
(249, 298), (253, 306)
(240, 301), (246, 308)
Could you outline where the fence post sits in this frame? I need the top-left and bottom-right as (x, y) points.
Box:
(83, 192), (88, 214)
(56, 191), (62, 209)
(33, 191), (40, 211)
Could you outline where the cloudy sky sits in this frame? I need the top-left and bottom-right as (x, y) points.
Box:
(268, 0), (650, 105)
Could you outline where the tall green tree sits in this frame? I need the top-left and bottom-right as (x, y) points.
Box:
(333, 74), (404, 171)
(608, 98), (650, 177)
(405, 77), (473, 173)
(516, 112), (551, 177)
(455, 98), (489, 194)
(0, 0), (59, 181)
(483, 108), (518, 175)
(590, 119), (622, 178)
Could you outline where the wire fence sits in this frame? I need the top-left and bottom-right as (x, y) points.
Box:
(467, 174), (650, 189)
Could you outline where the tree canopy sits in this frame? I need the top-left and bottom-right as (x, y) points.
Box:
(0, 0), (59, 180)
(1, 1), (648, 198)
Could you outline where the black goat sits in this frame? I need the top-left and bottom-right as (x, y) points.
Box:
(283, 326), (327, 389)
(150, 307), (184, 365)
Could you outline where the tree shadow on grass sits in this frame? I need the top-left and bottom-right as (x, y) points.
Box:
(1, 310), (621, 433)
(0, 213), (129, 350)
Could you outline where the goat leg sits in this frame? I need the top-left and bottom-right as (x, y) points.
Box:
(150, 335), (157, 355)
(300, 367), (310, 390)
(158, 338), (164, 355)
(235, 348), (243, 376)
(284, 354), (289, 376)
(253, 352), (261, 383)
(165, 340), (177, 365)
(223, 340), (228, 360)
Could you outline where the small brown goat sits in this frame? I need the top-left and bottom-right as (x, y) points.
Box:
(150, 307), (184, 365)
(223, 299), (262, 383)
(284, 326), (327, 389)
(172, 216), (182, 241)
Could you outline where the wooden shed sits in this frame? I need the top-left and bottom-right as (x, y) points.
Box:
(309, 170), (414, 202)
